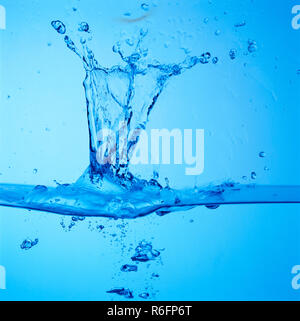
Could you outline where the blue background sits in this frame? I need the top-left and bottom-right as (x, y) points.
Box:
(0, 0), (299, 300)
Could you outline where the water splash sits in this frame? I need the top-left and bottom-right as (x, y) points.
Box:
(0, 21), (299, 219)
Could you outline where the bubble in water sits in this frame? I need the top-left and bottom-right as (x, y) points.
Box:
(51, 20), (66, 34)
(203, 17), (209, 24)
(234, 21), (246, 28)
(141, 3), (150, 11)
(121, 264), (138, 272)
(33, 168), (38, 174)
(212, 57), (219, 64)
(259, 151), (266, 158)
(131, 241), (160, 262)
(205, 204), (220, 210)
(139, 293), (150, 299)
(264, 166), (270, 171)
(229, 49), (237, 60)
(107, 288), (133, 299)
(78, 22), (89, 32)
(215, 30), (221, 36)
(20, 238), (39, 250)
(251, 171), (257, 180)
(248, 39), (257, 53)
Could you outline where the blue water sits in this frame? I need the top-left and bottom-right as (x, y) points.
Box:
(0, 0), (299, 300)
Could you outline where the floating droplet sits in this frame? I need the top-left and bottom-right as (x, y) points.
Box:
(212, 57), (219, 64)
(215, 29), (221, 36)
(51, 20), (66, 34)
(259, 151), (266, 158)
(203, 18), (209, 24)
(141, 3), (150, 11)
(78, 22), (89, 32)
(251, 171), (257, 180)
(33, 168), (38, 174)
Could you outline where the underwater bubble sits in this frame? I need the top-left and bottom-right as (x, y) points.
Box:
(33, 168), (38, 174)
(234, 21), (246, 27)
(205, 204), (220, 210)
(141, 3), (150, 11)
(152, 273), (159, 278)
(97, 225), (105, 231)
(131, 241), (160, 262)
(264, 166), (270, 171)
(203, 17), (209, 24)
(248, 39), (257, 53)
(212, 57), (219, 64)
(78, 22), (89, 32)
(121, 264), (138, 272)
(215, 30), (221, 36)
(251, 171), (257, 180)
(51, 20), (66, 34)
(139, 293), (150, 299)
(107, 288), (134, 299)
(20, 238), (39, 250)
(229, 49), (237, 60)
(259, 151), (266, 158)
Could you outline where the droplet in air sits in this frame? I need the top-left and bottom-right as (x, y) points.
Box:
(78, 22), (89, 32)
(212, 57), (219, 64)
(51, 20), (66, 34)
(141, 3), (150, 11)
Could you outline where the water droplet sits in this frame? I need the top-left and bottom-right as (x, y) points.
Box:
(33, 168), (38, 174)
(259, 151), (266, 158)
(141, 3), (150, 11)
(153, 171), (159, 179)
(212, 57), (219, 64)
(215, 29), (221, 36)
(229, 49), (237, 60)
(264, 166), (270, 172)
(51, 20), (66, 34)
(78, 22), (89, 32)
(251, 171), (257, 180)
(203, 17), (209, 24)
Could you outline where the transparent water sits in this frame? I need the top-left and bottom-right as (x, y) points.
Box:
(0, 0), (299, 300)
